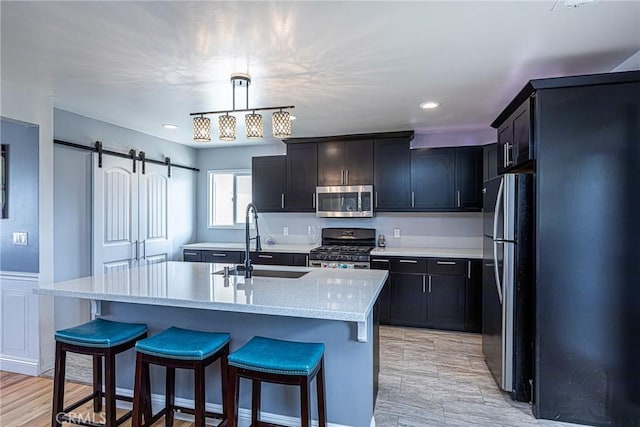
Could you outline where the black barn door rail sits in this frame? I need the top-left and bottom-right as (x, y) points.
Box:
(54, 139), (199, 176)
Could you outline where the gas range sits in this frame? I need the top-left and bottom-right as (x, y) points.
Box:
(309, 228), (376, 269)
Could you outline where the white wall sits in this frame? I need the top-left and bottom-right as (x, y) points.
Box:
(53, 109), (198, 329)
(195, 142), (482, 249)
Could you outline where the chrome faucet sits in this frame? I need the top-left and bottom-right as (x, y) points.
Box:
(244, 202), (262, 278)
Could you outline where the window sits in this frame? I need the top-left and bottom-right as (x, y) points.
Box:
(208, 170), (252, 227)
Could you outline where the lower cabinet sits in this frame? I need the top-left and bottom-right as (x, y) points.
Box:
(182, 249), (307, 267)
(381, 256), (481, 332)
(250, 252), (308, 267)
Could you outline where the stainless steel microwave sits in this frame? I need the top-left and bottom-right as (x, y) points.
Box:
(316, 185), (374, 217)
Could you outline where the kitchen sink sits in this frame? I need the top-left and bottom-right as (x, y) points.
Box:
(214, 268), (309, 279)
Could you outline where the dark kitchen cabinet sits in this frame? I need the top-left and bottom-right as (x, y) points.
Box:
(427, 274), (466, 331)
(495, 96), (534, 174)
(317, 139), (373, 186)
(455, 146), (483, 210)
(410, 148), (456, 210)
(202, 250), (243, 264)
(373, 137), (412, 211)
(183, 250), (202, 262)
(286, 143), (317, 211)
(371, 257), (391, 325)
(252, 155), (286, 212)
(384, 255), (481, 332)
(250, 251), (308, 266)
(390, 273), (427, 327)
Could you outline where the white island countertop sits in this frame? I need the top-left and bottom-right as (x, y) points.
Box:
(34, 261), (387, 325)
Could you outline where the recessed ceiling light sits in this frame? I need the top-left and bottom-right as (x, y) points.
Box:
(420, 101), (440, 109)
(289, 115), (297, 121)
(162, 123), (178, 129)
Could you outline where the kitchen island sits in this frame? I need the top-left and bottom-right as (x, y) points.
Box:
(35, 261), (388, 427)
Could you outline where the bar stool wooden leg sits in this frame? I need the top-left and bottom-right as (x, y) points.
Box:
(194, 362), (206, 427)
(228, 366), (239, 427)
(104, 350), (117, 427)
(317, 358), (327, 427)
(132, 353), (145, 427)
(142, 360), (152, 423)
(165, 366), (175, 427)
(300, 376), (311, 427)
(51, 342), (66, 427)
(93, 355), (103, 412)
(220, 345), (230, 421)
(251, 379), (261, 425)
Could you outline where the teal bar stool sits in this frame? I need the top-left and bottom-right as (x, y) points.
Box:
(52, 318), (148, 427)
(131, 327), (231, 427)
(227, 336), (326, 427)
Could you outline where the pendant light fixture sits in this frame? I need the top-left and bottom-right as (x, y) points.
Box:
(191, 73), (294, 142)
(192, 115), (211, 142)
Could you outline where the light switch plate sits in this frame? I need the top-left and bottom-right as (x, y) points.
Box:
(393, 228), (400, 238)
(12, 231), (28, 245)
(283, 227), (289, 236)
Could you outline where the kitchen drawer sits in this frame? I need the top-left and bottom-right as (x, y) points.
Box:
(292, 253), (309, 267)
(250, 252), (293, 266)
(390, 257), (427, 274)
(370, 258), (391, 270)
(183, 250), (202, 262)
(202, 250), (243, 264)
(428, 258), (467, 276)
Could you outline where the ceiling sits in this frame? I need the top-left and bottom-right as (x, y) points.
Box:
(1, 1), (639, 148)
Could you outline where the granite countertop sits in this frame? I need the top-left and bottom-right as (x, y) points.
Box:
(34, 261), (388, 323)
(182, 242), (482, 259)
(182, 242), (318, 254)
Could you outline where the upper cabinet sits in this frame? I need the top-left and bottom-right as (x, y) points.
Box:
(496, 97), (534, 174)
(317, 139), (373, 186)
(252, 155), (286, 212)
(454, 146), (483, 210)
(411, 148), (456, 210)
(286, 143), (317, 212)
(373, 137), (412, 210)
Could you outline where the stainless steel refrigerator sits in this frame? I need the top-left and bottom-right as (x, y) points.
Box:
(482, 173), (534, 402)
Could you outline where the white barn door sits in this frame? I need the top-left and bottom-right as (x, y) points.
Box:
(92, 155), (138, 276)
(93, 154), (171, 277)
(138, 162), (170, 267)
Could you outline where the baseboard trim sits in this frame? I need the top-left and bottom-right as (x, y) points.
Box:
(0, 355), (39, 376)
(115, 386), (359, 427)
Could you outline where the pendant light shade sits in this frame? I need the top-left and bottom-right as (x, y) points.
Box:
(245, 112), (264, 138)
(192, 115), (211, 142)
(272, 110), (292, 138)
(218, 114), (236, 141)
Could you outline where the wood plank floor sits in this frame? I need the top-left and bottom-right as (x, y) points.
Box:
(0, 327), (582, 426)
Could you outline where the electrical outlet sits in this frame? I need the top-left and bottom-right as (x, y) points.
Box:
(283, 227), (289, 236)
(12, 231), (28, 245)
(393, 228), (400, 238)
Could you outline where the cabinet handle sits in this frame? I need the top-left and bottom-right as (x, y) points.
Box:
(399, 259), (418, 264)
(422, 275), (426, 293)
(212, 253), (227, 257)
(132, 241), (138, 261)
(457, 190), (461, 208)
(184, 252), (199, 256)
(281, 193), (285, 209)
(258, 254), (273, 259)
(503, 143), (508, 168)
(411, 191), (415, 208)
(375, 191), (378, 208)
(312, 192), (316, 208)
(468, 260), (471, 279)
(371, 258), (390, 263)
(341, 170), (345, 185)
(346, 169), (349, 184)
(429, 275), (432, 293)
(436, 261), (456, 265)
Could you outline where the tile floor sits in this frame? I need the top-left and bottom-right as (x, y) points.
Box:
(374, 326), (582, 426)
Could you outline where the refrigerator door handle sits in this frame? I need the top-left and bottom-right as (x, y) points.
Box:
(492, 177), (505, 304)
